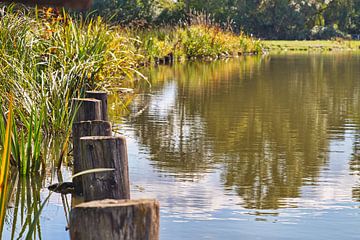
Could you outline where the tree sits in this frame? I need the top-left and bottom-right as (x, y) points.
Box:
(92, 0), (157, 24)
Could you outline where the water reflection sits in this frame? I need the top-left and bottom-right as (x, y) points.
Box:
(2, 54), (360, 240)
(350, 132), (360, 202)
(122, 54), (360, 210)
(2, 168), (71, 240)
(4, 173), (44, 239)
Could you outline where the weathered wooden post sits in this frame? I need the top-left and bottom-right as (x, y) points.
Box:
(70, 199), (160, 240)
(72, 121), (112, 195)
(85, 91), (108, 121)
(72, 98), (102, 123)
(69, 92), (160, 240)
(71, 96), (109, 195)
(80, 136), (130, 201)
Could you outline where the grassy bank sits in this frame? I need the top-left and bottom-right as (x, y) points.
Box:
(135, 26), (262, 63)
(0, 6), (262, 178)
(264, 40), (360, 52)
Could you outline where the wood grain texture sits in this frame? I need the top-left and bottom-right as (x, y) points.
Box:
(72, 98), (102, 123)
(85, 91), (108, 121)
(70, 199), (160, 240)
(72, 121), (112, 195)
(80, 136), (130, 201)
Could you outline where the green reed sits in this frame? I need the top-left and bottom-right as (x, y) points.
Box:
(133, 24), (263, 62)
(0, 5), (141, 174)
(11, 106), (45, 175)
(0, 5), (263, 176)
(0, 96), (13, 235)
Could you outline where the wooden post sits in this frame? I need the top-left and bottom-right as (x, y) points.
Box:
(72, 121), (112, 195)
(85, 91), (108, 121)
(72, 98), (102, 123)
(80, 136), (130, 201)
(70, 199), (160, 240)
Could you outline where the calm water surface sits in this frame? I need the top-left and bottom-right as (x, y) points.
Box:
(4, 54), (360, 239)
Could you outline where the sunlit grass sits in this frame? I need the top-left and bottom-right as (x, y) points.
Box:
(0, 5), (263, 176)
(0, 6), (141, 174)
(0, 96), (13, 234)
(134, 25), (263, 62)
(263, 40), (360, 52)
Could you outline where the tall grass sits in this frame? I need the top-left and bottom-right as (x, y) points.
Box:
(134, 25), (263, 62)
(12, 106), (44, 175)
(0, 96), (13, 234)
(0, 6), (140, 174)
(0, 6), (139, 133)
(133, 11), (263, 62)
(0, 5), (263, 176)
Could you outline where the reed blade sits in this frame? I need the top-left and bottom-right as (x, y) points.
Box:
(0, 96), (13, 234)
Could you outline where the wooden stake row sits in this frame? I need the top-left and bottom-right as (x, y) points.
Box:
(69, 91), (159, 240)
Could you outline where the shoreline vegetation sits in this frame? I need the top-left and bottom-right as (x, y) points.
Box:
(0, 0), (360, 238)
(1, 5), (359, 179)
(0, 6), (262, 236)
(264, 40), (360, 52)
(0, 6), (262, 175)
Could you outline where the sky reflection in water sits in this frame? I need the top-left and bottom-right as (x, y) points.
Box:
(114, 54), (360, 240)
(4, 54), (360, 240)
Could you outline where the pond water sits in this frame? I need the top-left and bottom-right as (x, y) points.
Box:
(3, 53), (360, 239)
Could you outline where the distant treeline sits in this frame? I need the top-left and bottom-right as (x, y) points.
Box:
(91, 0), (360, 40)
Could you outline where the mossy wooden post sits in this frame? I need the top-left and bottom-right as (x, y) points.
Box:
(80, 136), (130, 201)
(85, 91), (108, 121)
(72, 121), (112, 195)
(70, 199), (160, 240)
(72, 98), (102, 123)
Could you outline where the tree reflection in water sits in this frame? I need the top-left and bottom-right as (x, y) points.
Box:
(116, 54), (360, 210)
(351, 132), (360, 202)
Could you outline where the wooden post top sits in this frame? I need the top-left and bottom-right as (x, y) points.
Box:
(72, 98), (102, 122)
(72, 98), (101, 102)
(74, 199), (159, 209)
(85, 91), (108, 94)
(70, 198), (160, 240)
(84, 91), (109, 121)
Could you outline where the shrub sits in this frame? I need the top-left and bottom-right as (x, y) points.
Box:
(310, 25), (350, 40)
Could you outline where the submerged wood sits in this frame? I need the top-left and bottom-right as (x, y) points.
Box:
(72, 98), (102, 123)
(72, 121), (112, 195)
(85, 91), (109, 121)
(70, 199), (160, 240)
(48, 182), (75, 195)
(80, 136), (130, 201)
